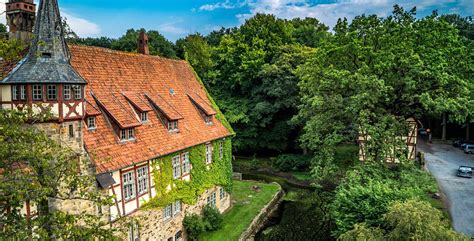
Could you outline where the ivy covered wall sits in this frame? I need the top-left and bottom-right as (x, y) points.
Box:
(145, 138), (233, 208)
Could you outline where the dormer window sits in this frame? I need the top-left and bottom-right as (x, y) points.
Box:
(120, 128), (135, 141)
(205, 116), (213, 125)
(168, 121), (178, 132)
(87, 116), (96, 130)
(141, 112), (148, 122)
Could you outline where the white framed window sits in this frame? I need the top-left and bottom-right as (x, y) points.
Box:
(141, 112), (148, 122)
(219, 141), (224, 160)
(12, 86), (18, 100)
(32, 85), (43, 101)
(64, 85), (71, 100)
(219, 187), (226, 200)
(168, 121), (178, 132)
(172, 155), (181, 179)
(174, 200), (181, 214)
(163, 204), (172, 220)
(206, 143), (213, 164)
(205, 115), (213, 125)
(73, 85), (82, 100)
(47, 85), (57, 100)
(182, 152), (191, 175)
(122, 171), (136, 201)
(207, 192), (216, 206)
(87, 116), (96, 130)
(20, 85), (26, 100)
(120, 128), (135, 141)
(137, 166), (148, 195)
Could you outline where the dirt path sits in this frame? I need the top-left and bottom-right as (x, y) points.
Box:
(418, 140), (474, 237)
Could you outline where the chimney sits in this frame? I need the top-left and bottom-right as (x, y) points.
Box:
(138, 31), (149, 55)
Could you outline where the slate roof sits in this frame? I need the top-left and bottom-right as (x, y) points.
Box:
(1, 0), (86, 84)
(69, 45), (232, 174)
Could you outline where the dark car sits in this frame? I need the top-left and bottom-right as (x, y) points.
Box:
(457, 166), (473, 178)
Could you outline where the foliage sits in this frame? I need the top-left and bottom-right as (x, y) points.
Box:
(273, 154), (311, 171)
(0, 109), (116, 240)
(200, 180), (280, 241)
(338, 223), (384, 241)
(183, 214), (206, 241)
(0, 23), (7, 34)
(202, 204), (224, 231)
(440, 14), (474, 40)
(70, 37), (115, 49)
(145, 138), (232, 208)
(61, 17), (79, 39)
(0, 38), (27, 61)
(331, 162), (438, 237)
(182, 34), (214, 80)
(340, 200), (470, 241)
(296, 6), (473, 180)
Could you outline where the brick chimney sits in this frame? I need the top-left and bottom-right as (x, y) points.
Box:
(138, 31), (149, 55)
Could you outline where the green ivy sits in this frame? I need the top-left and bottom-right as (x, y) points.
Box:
(145, 138), (233, 208)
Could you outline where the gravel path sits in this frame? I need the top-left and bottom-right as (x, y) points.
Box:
(418, 140), (474, 237)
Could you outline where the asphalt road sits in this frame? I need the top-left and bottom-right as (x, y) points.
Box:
(418, 140), (474, 237)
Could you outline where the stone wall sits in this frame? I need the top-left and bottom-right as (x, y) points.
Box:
(239, 183), (284, 241)
(113, 186), (231, 241)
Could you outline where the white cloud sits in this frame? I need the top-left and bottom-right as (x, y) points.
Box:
(0, 0), (6, 25)
(209, 0), (465, 29)
(158, 22), (188, 35)
(200, 0), (236, 11)
(62, 12), (101, 37)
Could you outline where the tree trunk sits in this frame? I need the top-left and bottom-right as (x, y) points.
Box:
(442, 113), (447, 141)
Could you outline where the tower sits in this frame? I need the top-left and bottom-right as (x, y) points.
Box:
(6, 0), (36, 41)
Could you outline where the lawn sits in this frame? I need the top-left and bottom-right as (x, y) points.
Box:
(200, 180), (281, 241)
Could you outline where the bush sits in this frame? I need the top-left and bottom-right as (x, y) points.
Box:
(202, 204), (224, 231)
(273, 154), (311, 171)
(183, 214), (206, 241)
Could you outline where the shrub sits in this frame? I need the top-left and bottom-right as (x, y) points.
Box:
(202, 204), (224, 231)
(183, 214), (206, 241)
(273, 154), (311, 171)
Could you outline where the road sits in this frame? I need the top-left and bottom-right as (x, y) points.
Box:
(418, 140), (474, 237)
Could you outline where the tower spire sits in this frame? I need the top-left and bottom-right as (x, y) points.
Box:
(2, 0), (86, 85)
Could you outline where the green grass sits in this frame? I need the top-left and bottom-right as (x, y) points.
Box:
(291, 171), (313, 181)
(200, 180), (281, 241)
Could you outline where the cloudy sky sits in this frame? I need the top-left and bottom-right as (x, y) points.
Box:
(0, 0), (472, 41)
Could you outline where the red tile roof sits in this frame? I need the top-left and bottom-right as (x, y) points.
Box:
(69, 45), (232, 174)
(85, 100), (101, 116)
(188, 92), (217, 116)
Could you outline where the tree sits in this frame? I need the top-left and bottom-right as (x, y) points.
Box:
(290, 18), (329, 47)
(440, 14), (474, 40)
(111, 29), (177, 58)
(0, 39), (27, 79)
(182, 33), (213, 79)
(295, 6), (473, 179)
(0, 23), (7, 34)
(338, 223), (384, 241)
(70, 36), (115, 49)
(0, 110), (116, 239)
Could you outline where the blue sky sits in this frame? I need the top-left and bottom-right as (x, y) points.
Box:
(1, 0), (472, 42)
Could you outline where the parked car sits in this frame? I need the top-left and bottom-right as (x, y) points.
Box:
(464, 144), (474, 154)
(460, 142), (474, 150)
(457, 166), (473, 178)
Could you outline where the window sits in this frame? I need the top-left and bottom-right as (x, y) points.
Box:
(68, 124), (74, 138)
(32, 85), (43, 101)
(47, 85), (57, 100)
(219, 141), (224, 160)
(128, 221), (139, 241)
(73, 85), (82, 100)
(163, 204), (172, 220)
(120, 128), (135, 141)
(220, 187), (226, 200)
(206, 143), (213, 164)
(205, 115), (213, 125)
(168, 121), (178, 132)
(20, 85), (26, 100)
(87, 116), (96, 130)
(175, 231), (183, 241)
(182, 152), (191, 175)
(12, 86), (18, 100)
(172, 155), (181, 179)
(207, 192), (216, 206)
(122, 171), (135, 201)
(137, 166), (148, 195)
(174, 200), (181, 214)
(141, 112), (148, 122)
(64, 85), (71, 100)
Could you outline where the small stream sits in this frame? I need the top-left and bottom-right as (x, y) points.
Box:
(242, 173), (335, 241)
